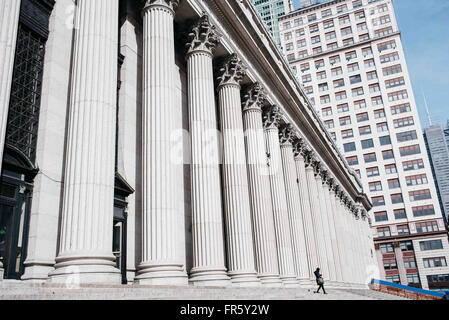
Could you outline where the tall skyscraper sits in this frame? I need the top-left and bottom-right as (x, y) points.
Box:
(424, 122), (449, 223)
(278, 0), (449, 290)
(252, 0), (294, 46)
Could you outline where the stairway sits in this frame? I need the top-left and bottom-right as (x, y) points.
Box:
(0, 280), (409, 300)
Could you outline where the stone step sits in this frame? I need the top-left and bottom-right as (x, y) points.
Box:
(0, 282), (408, 300)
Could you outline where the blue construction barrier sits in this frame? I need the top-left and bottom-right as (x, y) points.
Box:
(371, 278), (447, 299)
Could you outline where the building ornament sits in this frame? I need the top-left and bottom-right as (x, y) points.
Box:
(186, 14), (221, 56)
(217, 53), (247, 88)
(262, 105), (282, 130)
(279, 123), (294, 146)
(242, 82), (266, 112)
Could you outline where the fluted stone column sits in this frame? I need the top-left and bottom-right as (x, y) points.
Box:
(242, 83), (281, 287)
(48, 0), (120, 283)
(279, 125), (309, 284)
(323, 176), (343, 284)
(293, 141), (318, 281)
(338, 192), (350, 284)
(135, 0), (188, 285)
(263, 106), (298, 287)
(330, 184), (344, 284)
(304, 154), (328, 277)
(186, 15), (229, 286)
(0, 1), (21, 190)
(216, 54), (259, 286)
(0, 0), (21, 280)
(316, 169), (336, 283)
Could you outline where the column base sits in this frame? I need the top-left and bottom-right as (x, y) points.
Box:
(21, 260), (55, 282)
(47, 254), (121, 285)
(259, 274), (283, 287)
(189, 267), (231, 287)
(280, 276), (299, 288)
(135, 262), (188, 286)
(228, 271), (260, 287)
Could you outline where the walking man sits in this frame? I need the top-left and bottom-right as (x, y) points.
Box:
(314, 267), (327, 294)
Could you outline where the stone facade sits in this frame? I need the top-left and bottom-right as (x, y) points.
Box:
(0, 0), (373, 289)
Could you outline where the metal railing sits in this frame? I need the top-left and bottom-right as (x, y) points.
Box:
(371, 279), (448, 300)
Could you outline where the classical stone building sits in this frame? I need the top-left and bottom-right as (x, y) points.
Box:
(0, 0), (374, 289)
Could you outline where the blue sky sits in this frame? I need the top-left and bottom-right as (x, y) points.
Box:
(292, 0), (449, 128)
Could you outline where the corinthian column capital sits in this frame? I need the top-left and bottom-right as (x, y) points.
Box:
(262, 105), (282, 129)
(216, 53), (246, 88)
(142, 0), (179, 13)
(279, 124), (295, 146)
(242, 82), (266, 112)
(186, 14), (221, 56)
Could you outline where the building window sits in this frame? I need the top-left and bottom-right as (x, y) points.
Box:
(403, 259), (416, 269)
(379, 135), (391, 146)
(348, 63), (360, 73)
(416, 221), (439, 234)
(403, 159), (424, 171)
(391, 193), (403, 204)
(365, 59), (375, 68)
(407, 274), (420, 285)
(344, 142), (356, 152)
(397, 224), (409, 235)
(412, 205), (435, 217)
(400, 241), (413, 251)
(385, 275), (401, 284)
(320, 95), (331, 104)
(339, 115), (351, 126)
(329, 55), (340, 65)
(337, 103), (349, 113)
(354, 99), (367, 110)
(346, 156), (358, 166)
(382, 149), (394, 160)
(372, 196), (385, 207)
(420, 240), (443, 251)
(359, 125), (371, 135)
(369, 181), (382, 192)
(423, 257), (447, 268)
(380, 242), (394, 253)
(391, 103), (411, 115)
(383, 64), (402, 76)
(378, 227), (391, 238)
(409, 189), (432, 202)
(342, 129), (354, 139)
(377, 122), (389, 132)
(332, 67), (343, 77)
(367, 71), (378, 80)
(362, 138), (374, 149)
(388, 178), (400, 189)
(406, 174), (428, 186)
(427, 274), (449, 289)
(388, 90), (408, 102)
(352, 87), (364, 97)
(372, 96), (383, 106)
(400, 145), (421, 157)
(317, 71), (326, 79)
(394, 116), (414, 128)
(385, 164), (397, 174)
(364, 153), (377, 163)
(367, 166), (380, 177)
(394, 209), (407, 219)
(397, 130), (418, 142)
(322, 107), (332, 116)
(380, 52), (400, 64)
(324, 120), (334, 129)
(386, 77), (405, 89)
(334, 79), (345, 88)
(357, 112), (369, 122)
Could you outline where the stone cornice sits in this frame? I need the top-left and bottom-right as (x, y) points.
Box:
(216, 53), (247, 88)
(186, 14), (221, 56)
(242, 82), (266, 112)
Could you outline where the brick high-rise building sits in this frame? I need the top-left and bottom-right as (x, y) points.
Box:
(279, 0), (449, 290)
